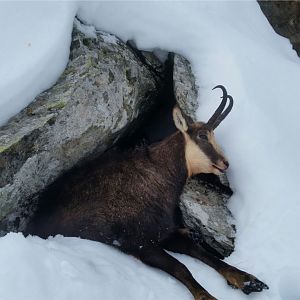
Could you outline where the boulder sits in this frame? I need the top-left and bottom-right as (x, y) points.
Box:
(180, 176), (235, 258)
(173, 54), (199, 121)
(0, 20), (163, 233)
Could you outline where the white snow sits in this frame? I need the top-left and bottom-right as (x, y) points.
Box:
(74, 18), (97, 39)
(0, 2), (76, 125)
(101, 32), (120, 45)
(1, 1), (300, 300)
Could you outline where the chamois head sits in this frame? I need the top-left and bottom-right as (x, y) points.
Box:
(173, 85), (233, 177)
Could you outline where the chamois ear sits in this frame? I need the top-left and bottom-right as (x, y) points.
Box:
(173, 106), (188, 133)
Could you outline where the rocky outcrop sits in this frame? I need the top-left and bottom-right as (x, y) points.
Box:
(0, 21), (163, 233)
(173, 54), (199, 121)
(180, 176), (235, 258)
(258, 1), (300, 56)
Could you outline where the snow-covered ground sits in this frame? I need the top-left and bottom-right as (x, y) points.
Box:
(0, 1), (300, 300)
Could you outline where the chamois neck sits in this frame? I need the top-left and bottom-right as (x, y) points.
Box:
(149, 131), (188, 183)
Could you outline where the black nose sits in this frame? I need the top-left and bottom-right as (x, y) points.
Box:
(224, 160), (229, 168)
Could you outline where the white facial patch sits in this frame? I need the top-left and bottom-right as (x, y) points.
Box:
(183, 133), (212, 176)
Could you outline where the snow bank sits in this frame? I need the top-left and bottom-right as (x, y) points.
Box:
(1, 1), (300, 300)
(0, 2), (76, 125)
(0, 233), (207, 300)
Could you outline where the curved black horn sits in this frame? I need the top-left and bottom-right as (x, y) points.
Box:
(212, 95), (233, 129)
(206, 85), (228, 128)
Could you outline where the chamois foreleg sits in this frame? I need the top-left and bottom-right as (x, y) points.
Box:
(162, 231), (269, 295)
(133, 245), (217, 300)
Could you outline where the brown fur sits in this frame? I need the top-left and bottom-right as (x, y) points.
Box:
(26, 131), (187, 250)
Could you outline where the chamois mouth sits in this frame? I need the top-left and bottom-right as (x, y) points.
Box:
(212, 164), (225, 173)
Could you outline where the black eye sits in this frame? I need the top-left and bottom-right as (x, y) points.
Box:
(198, 134), (208, 141)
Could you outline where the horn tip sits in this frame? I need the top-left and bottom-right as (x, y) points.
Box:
(212, 84), (226, 91)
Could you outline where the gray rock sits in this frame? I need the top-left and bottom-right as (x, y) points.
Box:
(173, 54), (199, 121)
(0, 20), (162, 233)
(180, 176), (235, 257)
(173, 53), (236, 257)
(258, 1), (300, 56)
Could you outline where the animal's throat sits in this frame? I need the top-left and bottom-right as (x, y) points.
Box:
(149, 132), (188, 183)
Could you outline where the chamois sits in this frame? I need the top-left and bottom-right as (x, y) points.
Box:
(26, 85), (268, 300)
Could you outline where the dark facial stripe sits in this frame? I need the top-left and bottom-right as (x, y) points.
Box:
(198, 142), (220, 165)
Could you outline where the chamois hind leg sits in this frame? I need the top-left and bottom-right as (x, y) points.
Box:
(162, 231), (269, 295)
(132, 245), (217, 300)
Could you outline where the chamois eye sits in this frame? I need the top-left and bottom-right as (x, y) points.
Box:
(198, 134), (208, 141)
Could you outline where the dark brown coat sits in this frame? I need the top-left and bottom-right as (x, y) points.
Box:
(27, 132), (187, 252)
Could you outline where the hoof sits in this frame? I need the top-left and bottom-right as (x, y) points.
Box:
(224, 268), (269, 294)
(241, 277), (269, 295)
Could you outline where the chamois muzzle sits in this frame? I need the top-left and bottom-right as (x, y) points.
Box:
(206, 85), (233, 130)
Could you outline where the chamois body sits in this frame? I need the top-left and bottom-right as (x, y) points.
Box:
(26, 86), (268, 300)
(27, 133), (187, 252)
